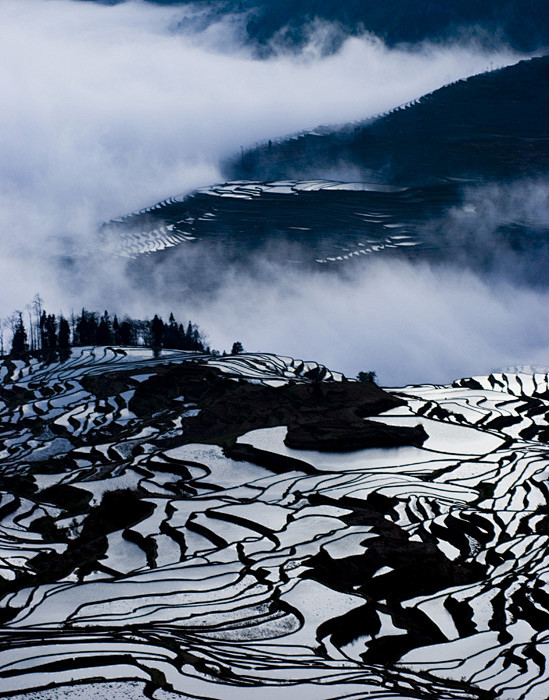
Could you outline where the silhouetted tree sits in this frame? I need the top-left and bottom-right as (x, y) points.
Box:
(75, 309), (98, 346)
(357, 371), (376, 384)
(151, 315), (164, 347)
(10, 314), (27, 358)
(31, 293), (43, 351)
(164, 312), (182, 349)
(25, 305), (34, 352)
(97, 310), (113, 346)
(38, 311), (57, 350)
(119, 320), (133, 345)
(46, 314), (57, 350)
(58, 316), (70, 349)
(231, 341), (244, 355)
(113, 316), (120, 344)
(185, 321), (193, 339)
(39, 311), (48, 350)
(5, 297), (213, 355)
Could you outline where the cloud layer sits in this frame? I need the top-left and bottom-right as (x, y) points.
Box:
(1, 0), (540, 382)
(186, 258), (549, 386)
(1, 3), (520, 257)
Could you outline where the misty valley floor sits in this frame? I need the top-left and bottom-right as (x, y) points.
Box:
(0, 349), (549, 698)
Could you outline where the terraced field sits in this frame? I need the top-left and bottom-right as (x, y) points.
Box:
(101, 179), (459, 264)
(1, 349), (549, 697)
(102, 175), (549, 294)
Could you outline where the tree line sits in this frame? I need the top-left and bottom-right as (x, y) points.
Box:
(6, 295), (217, 360)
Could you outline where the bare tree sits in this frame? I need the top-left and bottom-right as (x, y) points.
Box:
(7, 312), (20, 335)
(25, 304), (35, 352)
(31, 293), (43, 351)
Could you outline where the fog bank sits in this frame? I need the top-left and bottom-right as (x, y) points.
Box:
(2, 0), (542, 384)
(190, 259), (549, 386)
(0, 0), (522, 313)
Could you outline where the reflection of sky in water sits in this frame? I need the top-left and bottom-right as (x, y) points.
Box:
(239, 422), (502, 471)
(107, 180), (459, 263)
(2, 350), (549, 698)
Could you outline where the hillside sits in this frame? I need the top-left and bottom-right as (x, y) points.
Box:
(103, 180), (460, 268)
(97, 58), (549, 289)
(226, 56), (549, 185)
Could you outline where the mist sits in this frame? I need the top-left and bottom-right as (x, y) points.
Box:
(1, 0), (522, 304)
(183, 257), (549, 387)
(111, 177), (549, 387)
(2, 0), (544, 384)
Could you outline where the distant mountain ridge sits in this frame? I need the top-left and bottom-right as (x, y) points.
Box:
(225, 55), (549, 185)
(80, 0), (549, 54)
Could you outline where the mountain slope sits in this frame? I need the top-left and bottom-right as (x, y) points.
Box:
(226, 56), (549, 185)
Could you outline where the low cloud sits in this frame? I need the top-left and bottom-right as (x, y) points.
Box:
(0, 0), (523, 312)
(2, 0), (543, 384)
(423, 180), (549, 286)
(189, 258), (549, 386)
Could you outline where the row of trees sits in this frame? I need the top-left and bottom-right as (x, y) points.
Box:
(73, 309), (206, 351)
(6, 296), (214, 359)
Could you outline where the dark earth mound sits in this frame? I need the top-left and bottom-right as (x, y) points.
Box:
(126, 361), (413, 451)
(285, 417), (428, 451)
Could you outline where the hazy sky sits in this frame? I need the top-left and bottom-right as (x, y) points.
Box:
(1, 0), (544, 383)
